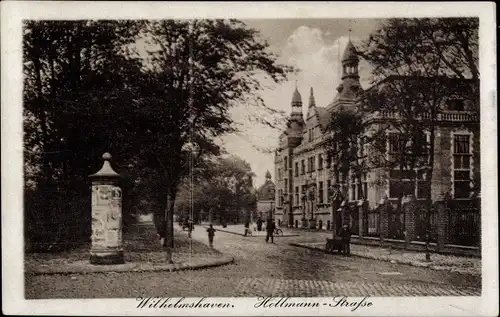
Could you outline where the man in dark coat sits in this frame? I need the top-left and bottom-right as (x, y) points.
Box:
(156, 219), (167, 247)
(256, 217), (263, 231)
(244, 220), (250, 236)
(265, 219), (276, 243)
(339, 224), (351, 256)
(206, 224), (216, 248)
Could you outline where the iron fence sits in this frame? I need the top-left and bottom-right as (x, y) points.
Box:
(388, 204), (405, 240)
(447, 199), (480, 246)
(364, 207), (380, 237)
(414, 205), (438, 242)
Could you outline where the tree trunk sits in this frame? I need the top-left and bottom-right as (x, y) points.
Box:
(165, 190), (176, 249)
(425, 125), (436, 262)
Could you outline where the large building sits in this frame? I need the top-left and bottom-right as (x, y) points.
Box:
(273, 38), (480, 242)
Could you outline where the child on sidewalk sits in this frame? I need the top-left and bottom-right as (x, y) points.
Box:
(206, 224), (216, 248)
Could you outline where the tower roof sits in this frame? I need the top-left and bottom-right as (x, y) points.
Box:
(257, 172), (275, 201)
(265, 170), (272, 180)
(342, 40), (359, 62)
(308, 87), (316, 108)
(291, 87), (302, 105)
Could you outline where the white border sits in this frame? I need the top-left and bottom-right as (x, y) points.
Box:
(1, 1), (497, 316)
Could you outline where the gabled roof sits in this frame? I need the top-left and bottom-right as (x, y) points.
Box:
(315, 106), (330, 131)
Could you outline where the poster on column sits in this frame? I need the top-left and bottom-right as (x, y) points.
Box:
(92, 185), (112, 248)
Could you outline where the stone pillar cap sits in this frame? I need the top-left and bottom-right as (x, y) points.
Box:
(89, 152), (119, 179)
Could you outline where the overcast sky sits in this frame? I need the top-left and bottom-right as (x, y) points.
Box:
(217, 19), (382, 187)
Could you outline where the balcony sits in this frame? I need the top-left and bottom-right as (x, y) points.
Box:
(368, 110), (478, 122)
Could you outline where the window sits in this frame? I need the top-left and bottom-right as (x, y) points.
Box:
(326, 154), (331, 168)
(311, 157), (315, 171)
(389, 169), (415, 199)
(294, 162), (299, 177)
(387, 132), (423, 199)
(388, 132), (406, 161)
(301, 185), (307, 204)
(327, 179), (332, 198)
(350, 174), (357, 201)
(453, 134), (472, 198)
(295, 186), (299, 206)
(278, 168), (282, 181)
(318, 154), (323, 170)
(277, 189), (282, 207)
(284, 179), (288, 195)
(301, 160), (305, 175)
(308, 129), (312, 142)
(339, 172), (347, 197)
(447, 99), (465, 111)
(416, 169), (430, 199)
(318, 182), (324, 203)
(361, 173), (368, 200)
(284, 156), (288, 170)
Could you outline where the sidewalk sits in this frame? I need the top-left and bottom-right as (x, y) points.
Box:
(202, 224), (300, 237)
(291, 241), (481, 276)
(26, 221), (233, 275)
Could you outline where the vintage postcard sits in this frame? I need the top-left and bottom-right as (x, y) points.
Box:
(1, 1), (497, 316)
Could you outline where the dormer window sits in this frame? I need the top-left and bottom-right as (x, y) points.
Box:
(447, 99), (465, 111)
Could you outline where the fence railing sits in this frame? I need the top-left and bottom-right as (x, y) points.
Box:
(346, 203), (359, 236)
(388, 204), (405, 240)
(414, 205), (438, 243)
(447, 200), (480, 246)
(364, 207), (381, 237)
(358, 197), (480, 248)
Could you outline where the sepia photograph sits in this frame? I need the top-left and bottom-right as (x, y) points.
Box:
(2, 1), (497, 316)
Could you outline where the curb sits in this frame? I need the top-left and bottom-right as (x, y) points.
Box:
(27, 256), (235, 275)
(289, 243), (480, 276)
(206, 227), (300, 238)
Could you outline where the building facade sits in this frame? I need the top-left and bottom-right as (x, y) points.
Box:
(273, 39), (480, 239)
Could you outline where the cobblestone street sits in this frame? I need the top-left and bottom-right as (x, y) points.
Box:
(26, 223), (481, 298)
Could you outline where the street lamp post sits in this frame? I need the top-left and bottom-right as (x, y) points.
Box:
(308, 185), (316, 229)
(270, 187), (276, 222)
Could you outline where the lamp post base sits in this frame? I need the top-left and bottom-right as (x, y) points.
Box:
(90, 250), (124, 265)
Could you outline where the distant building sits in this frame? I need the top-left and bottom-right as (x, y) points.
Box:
(273, 37), (480, 243)
(256, 171), (276, 221)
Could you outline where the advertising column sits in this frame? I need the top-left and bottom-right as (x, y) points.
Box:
(89, 152), (124, 264)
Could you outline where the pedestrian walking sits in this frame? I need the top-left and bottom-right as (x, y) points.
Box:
(244, 220), (250, 236)
(339, 224), (351, 256)
(206, 224), (216, 248)
(188, 220), (195, 238)
(256, 217), (263, 231)
(265, 219), (276, 243)
(156, 219), (167, 247)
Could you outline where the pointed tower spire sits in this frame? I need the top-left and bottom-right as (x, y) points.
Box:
(341, 39), (359, 80)
(308, 87), (316, 108)
(290, 82), (303, 122)
(265, 170), (272, 180)
(348, 20), (352, 40)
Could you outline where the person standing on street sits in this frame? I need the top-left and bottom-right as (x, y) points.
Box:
(187, 219), (193, 238)
(265, 219), (276, 243)
(244, 219), (250, 236)
(156, 219), (167, 247)
(339, 224), (351, 256)
(206, 224), (216, 248)
(256, 217), (263, 231)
